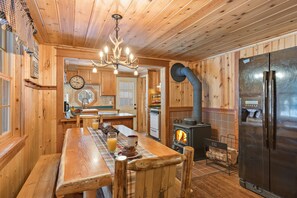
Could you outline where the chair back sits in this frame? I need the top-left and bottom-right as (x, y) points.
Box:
(113, 146), (194, 198)
(77, 114), (101, 128)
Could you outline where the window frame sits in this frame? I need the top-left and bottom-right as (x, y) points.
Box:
(0, 28), (17, 143)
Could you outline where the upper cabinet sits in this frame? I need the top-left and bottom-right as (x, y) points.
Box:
(65, 69), (116, 96)
(66, 69), (101, 85)
(78, 70), (91, 84)
(66, 71), (77, 82)
(90, 71), (101, 84)
(100, 71), (116, 96)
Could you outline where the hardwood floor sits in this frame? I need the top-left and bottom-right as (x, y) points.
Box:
(191, 171), (261, 198)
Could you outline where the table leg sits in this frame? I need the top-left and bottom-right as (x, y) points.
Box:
(83, 190), (97, 198)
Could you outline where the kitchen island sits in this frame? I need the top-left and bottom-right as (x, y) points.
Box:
(60, 112), (136, 135)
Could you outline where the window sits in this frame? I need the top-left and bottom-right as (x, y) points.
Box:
(0, 28), (12, 138)
(118, 81), (135, 108)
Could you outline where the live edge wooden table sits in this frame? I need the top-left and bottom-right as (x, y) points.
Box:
(55, 125), (180, 198)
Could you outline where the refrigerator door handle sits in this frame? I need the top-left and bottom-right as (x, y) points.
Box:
(269, 71), (276, 150)
(263, 71), (269, 148)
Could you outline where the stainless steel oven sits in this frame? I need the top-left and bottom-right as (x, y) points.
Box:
(150, 108), (160, 140)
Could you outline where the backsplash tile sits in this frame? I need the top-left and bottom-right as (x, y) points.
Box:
(64, 84), (114, 107)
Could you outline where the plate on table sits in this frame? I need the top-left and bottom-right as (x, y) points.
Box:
(115, 150), (142, 160)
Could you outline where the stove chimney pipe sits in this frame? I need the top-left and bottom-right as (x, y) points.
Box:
(171, 63), (202, 123)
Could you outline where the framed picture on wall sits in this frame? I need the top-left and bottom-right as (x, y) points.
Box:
(30, 40), (39, 79)
(0, 28), (6, 51)
(30, 54), (39, 79)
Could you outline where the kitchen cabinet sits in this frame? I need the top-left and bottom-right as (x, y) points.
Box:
(90, 71), (101, 84)
(66, 71), (77, 82)
(101, 71), (116, 95)
(66, 70), (102, 85)
(148, 70), (160, 89)
(78, 70), (91, 84)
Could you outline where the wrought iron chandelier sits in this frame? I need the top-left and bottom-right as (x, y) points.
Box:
(92, 14), (139, 76)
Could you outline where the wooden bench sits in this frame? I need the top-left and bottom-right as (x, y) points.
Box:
(17, 154), (61, 198)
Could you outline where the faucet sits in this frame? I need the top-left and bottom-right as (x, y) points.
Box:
(82, 98), (89, 109)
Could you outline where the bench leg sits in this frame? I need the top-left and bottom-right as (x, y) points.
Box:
(83, 190), (97, 198)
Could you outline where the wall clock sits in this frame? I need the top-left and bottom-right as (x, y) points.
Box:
(69, 75), (85, 90)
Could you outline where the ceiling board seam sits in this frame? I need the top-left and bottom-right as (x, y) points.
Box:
(160, 0), (292, 56)
(83, 0), (96, 47)
(179, 19), (297, 60)
(152, 0), (273, 57)
(93, 1), (118, 48)
(55, 0), (62, 44)
(139, 0), (229, 52)
(195, 30), (297, 61)
(32, 0), (49, 42)
(130, 0), (210, 44)
(230, 0), (294, 33)
(174, 9), (297, 58)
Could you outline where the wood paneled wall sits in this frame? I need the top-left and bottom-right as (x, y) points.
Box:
(189, 53), (237, 110)
(189, 32), (297, 110)
(0, 45), (57, 198)
(240, 33), (297, 58)
(186, 31), (297, 139)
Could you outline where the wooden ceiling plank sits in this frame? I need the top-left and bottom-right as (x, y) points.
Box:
(26, 0), (49, 43)
(171, 5), (297, 59)
(129, 0), (212, 50)
(178, 15), (297, 60)
(125, 0), (195, 46)
(190, 26), (297, 60)
(153, 0), (294, 58)
(73, 0), (95, 47)
(137, 0), (229, 55)
(35, 0), (61, 44)
(155, 0), (275, 55)
(84, 0), (114, 48)
(27, 0), (297, 60)
(93, 0), (134, 49)
(142, 0), (261, 56)
(120, 0), (176, 44)
(56, 0), (75, 46)
(110, 0), (153, 51)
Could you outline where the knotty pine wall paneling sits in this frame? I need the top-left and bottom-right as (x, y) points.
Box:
(186, 32), (297, 141)
(0, 45), (57, 198)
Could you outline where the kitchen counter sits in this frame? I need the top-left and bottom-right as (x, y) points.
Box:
(60, 113), (136, 132)
(60, 113), (135, 122)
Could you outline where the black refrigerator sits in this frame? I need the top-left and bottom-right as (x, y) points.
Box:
(239, 46), (297, 198)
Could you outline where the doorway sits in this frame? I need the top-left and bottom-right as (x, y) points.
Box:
(116, 77), (137, 130)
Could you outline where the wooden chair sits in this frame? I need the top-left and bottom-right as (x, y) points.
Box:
(76, 114), (103, 128)
(113, 146), (194, 198)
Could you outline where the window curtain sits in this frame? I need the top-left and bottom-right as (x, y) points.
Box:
(0, 0), (36, 50)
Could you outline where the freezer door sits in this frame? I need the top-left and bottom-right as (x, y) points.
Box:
(239, 54), (270, 190)
(269, 46), (297, 198)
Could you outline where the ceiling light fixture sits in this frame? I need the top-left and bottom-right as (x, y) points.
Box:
(92, 65), (97, 73)
(92, 14), (139, 76)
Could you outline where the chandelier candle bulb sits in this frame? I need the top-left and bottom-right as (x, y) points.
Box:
(104, 46), (109, 53)
(92, 67), (97, 73)
(129, 54), (134, 62)
(125, 47), (130, 55)
(99, 51), (103, 58)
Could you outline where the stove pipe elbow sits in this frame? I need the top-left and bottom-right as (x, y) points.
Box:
(171, 63), (202, 123)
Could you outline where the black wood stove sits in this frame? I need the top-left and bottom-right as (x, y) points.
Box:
(173, 122), (211, 161)
(170, 63), (212, 161)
